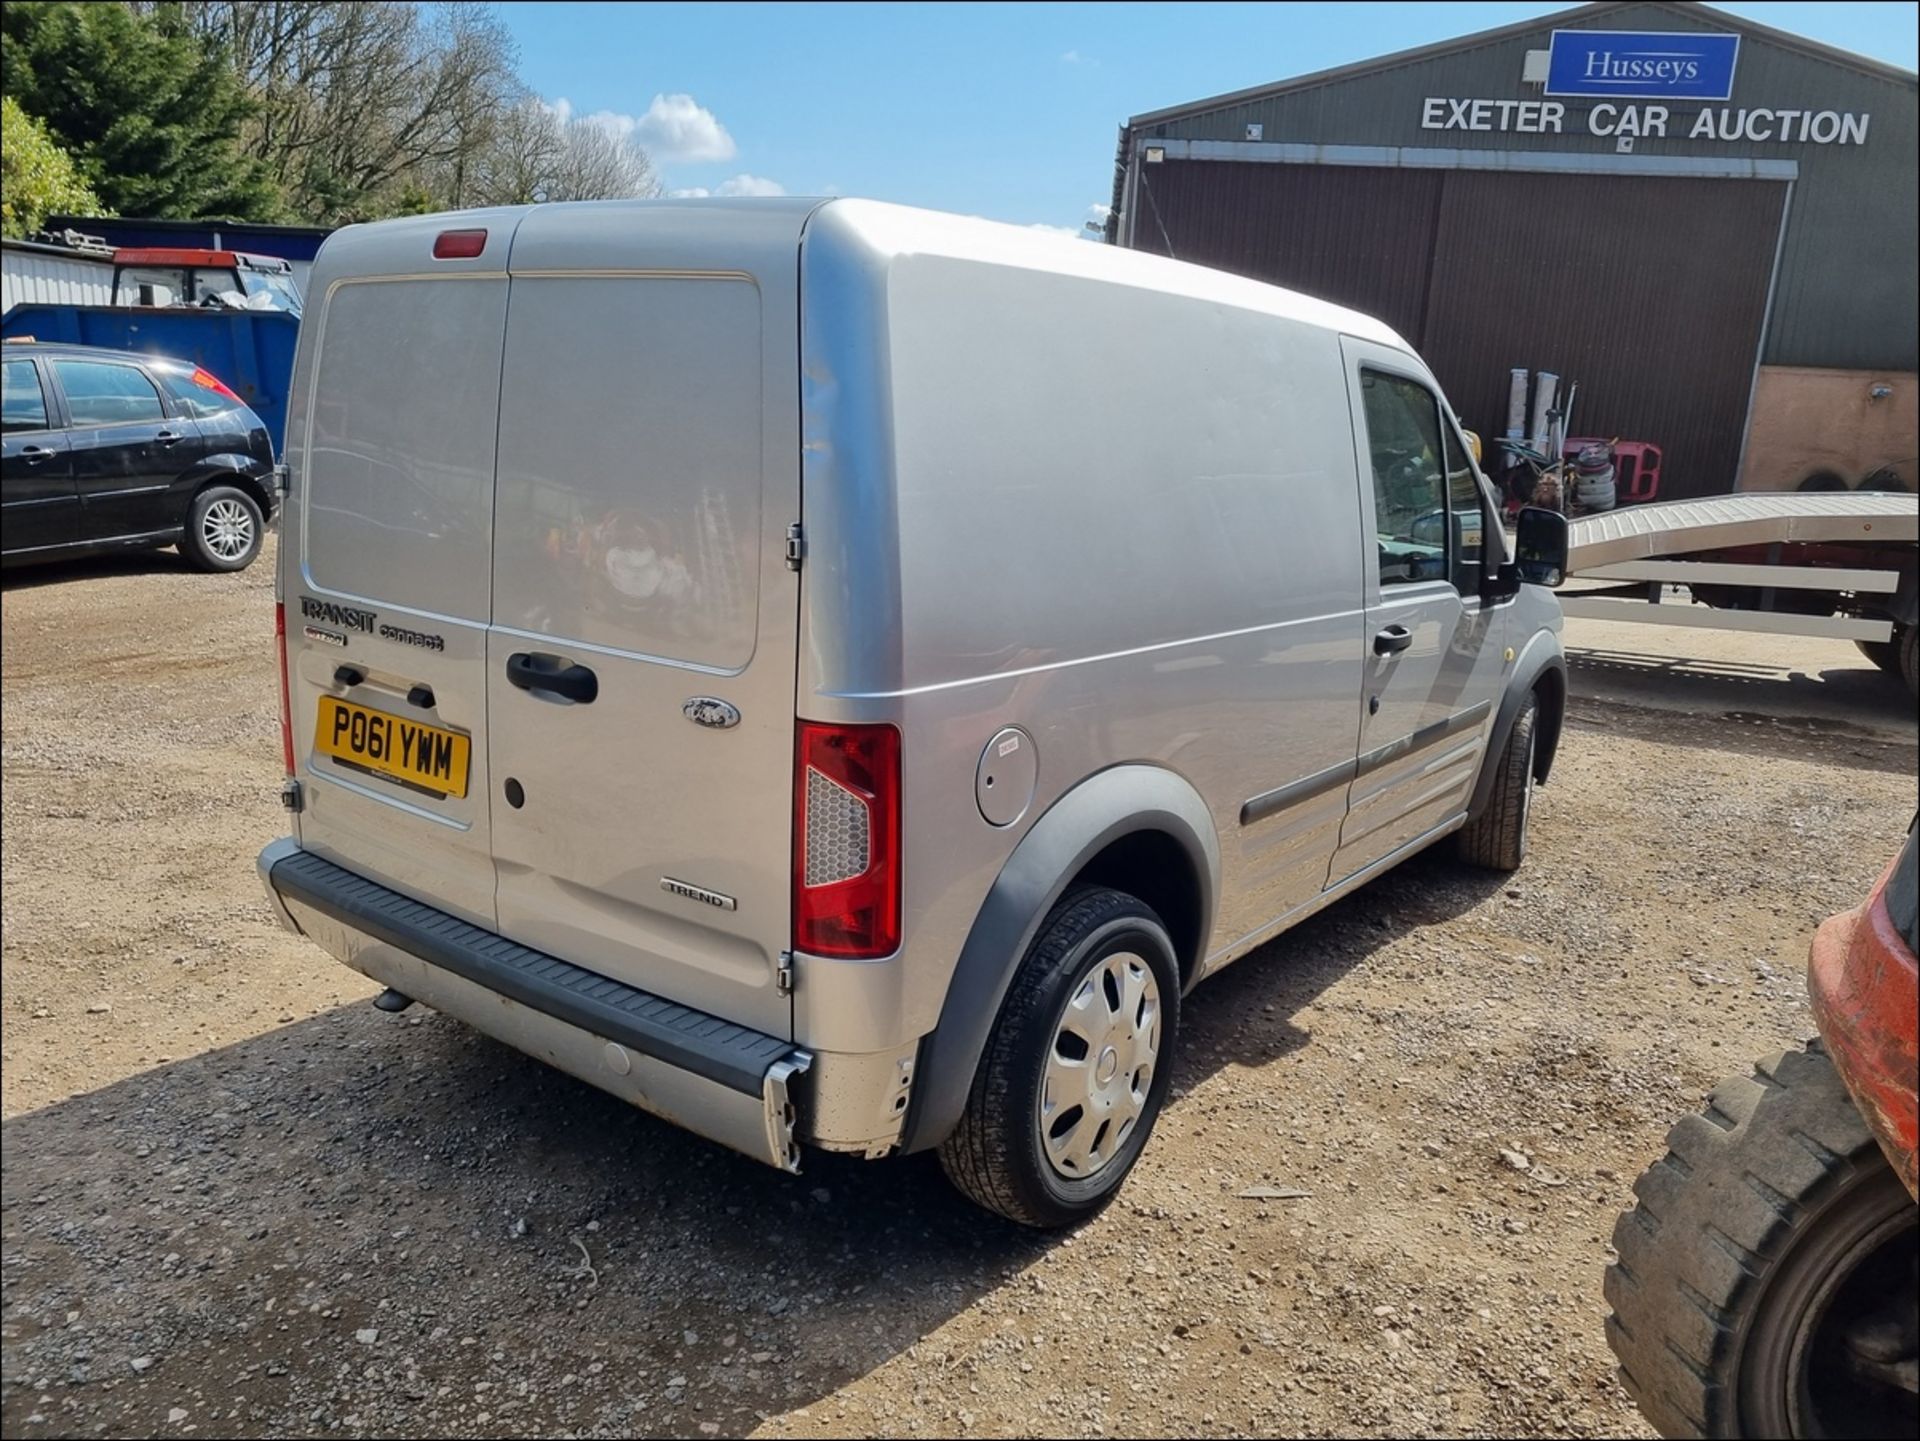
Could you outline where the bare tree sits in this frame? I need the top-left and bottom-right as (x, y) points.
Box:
(468, 98), (661, 207)
(190, 2), (520, 220)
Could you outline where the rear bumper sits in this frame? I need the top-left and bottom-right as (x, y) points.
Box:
(257, 838), (810, 1172)
(1807, 863), (1919, 1201)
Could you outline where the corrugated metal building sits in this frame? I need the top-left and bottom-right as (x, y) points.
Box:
(1109, 0), (1918, 499)
(1, 239), (115, 314)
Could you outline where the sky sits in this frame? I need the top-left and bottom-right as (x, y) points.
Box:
(495, 2), (1920, 235)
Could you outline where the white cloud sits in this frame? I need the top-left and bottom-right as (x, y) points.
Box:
(626, 93), (737, 162)
(1061, 49), (1097, 66)
(1018, 207), (1114, 244)
(717, 173), (786, 197)
(579, 108), (637, 138)
(670, 174), (787, 199)
(542, 94), (737, 162)
(542, 96), (649, 144)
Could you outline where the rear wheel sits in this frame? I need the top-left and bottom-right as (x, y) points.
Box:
(1605, 1042), (1920, 1439)
(183, 484), (263, 572)
(1861, 626), (1920, 699)
(1455, 694), (1536, 872)
(1857, 467), (1911, 494)
(939, 886), (1179, 1228)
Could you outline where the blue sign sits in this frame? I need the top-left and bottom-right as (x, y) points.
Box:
(1546, 29), (1740, 101)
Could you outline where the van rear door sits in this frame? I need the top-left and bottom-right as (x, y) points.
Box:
(484, 203), (809, 1039)
(286, 217), (522, 925)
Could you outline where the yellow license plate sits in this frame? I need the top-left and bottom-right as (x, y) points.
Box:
(315, 696), (470, 799)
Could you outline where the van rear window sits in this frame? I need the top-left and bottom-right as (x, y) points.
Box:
(301, 278), (508, 623)
(491, 275), (764, 670)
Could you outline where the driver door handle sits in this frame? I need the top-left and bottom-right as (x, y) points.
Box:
(1373, 625), (1414, 657)
(18, 445), (56, 463)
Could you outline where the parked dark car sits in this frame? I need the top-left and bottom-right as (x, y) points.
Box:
(2, 340), (278, 572)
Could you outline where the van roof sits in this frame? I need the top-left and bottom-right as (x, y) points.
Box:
(311, 197), (1413, 354)
(811, 198), (1412, 352)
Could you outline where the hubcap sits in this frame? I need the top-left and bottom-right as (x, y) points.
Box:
(202, 498), (254, 560)
(1038, 951), (1161, 1180)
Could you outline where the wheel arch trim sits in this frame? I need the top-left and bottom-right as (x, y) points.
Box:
(1468, 630), (1566, 821)
(899, 763), (1219, 1154)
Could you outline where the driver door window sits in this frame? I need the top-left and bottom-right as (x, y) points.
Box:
(1360, 369), (1449, 587)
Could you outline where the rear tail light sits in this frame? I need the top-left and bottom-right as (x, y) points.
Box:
(432, 228), (487, 260)
(793, 721), (901, 959)
(189, 366), (241, 403)
(275, 602), (295, 776)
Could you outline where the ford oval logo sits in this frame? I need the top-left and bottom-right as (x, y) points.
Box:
(683, 696), (741, 730)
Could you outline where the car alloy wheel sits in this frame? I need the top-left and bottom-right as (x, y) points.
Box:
(201, 497), (256, 561)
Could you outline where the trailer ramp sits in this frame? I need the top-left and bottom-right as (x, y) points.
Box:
(1559, 493), (1917, 646)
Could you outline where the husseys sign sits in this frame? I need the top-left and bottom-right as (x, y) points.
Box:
(1546, 29), (1740, 101)
(1420, 28), (1866, 149)
(1419, 28), (1871, 148)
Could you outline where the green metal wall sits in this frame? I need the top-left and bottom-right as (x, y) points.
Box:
(1128, 2), (1917, 371)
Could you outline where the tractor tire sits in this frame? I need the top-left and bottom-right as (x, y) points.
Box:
(1604, 1041), (1919, 1439)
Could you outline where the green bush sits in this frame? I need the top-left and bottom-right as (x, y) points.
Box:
(1, 94), (106, 236)
(2, 1), (280, 222)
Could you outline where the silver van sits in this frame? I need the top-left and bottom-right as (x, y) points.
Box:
(259, 199), (1569, 1227)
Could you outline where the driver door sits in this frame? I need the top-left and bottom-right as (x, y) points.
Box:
(1330, 337), (1506, 882)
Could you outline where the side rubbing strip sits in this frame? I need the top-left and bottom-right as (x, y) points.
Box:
(1356, 698), (1494, 779)
(1241, 758), (1358, 828)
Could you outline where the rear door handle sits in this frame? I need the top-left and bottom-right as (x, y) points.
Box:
(506, 651), (598, 704)
(18, 445), (56, 463)
(155, 430), (185, 446)
(1373, 625), (1414, 656)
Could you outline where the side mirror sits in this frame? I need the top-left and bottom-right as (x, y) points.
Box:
(1515, 505), (1569, 588)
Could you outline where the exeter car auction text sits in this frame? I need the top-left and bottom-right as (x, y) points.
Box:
(1421, 97), (1870, 144)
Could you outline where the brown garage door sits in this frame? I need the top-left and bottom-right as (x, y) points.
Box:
(1135, 161), (1788, 499)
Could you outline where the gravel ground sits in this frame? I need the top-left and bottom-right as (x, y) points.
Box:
(3, 540), (1915, 1439)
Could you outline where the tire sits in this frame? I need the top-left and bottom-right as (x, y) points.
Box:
(939, 886), (1180, 1228)
(1455, 694), (1536, 872)
(183, 484), (264, 572)
(1604, 1042), (1920, 1440)
(1900, 624), (1919, 701)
